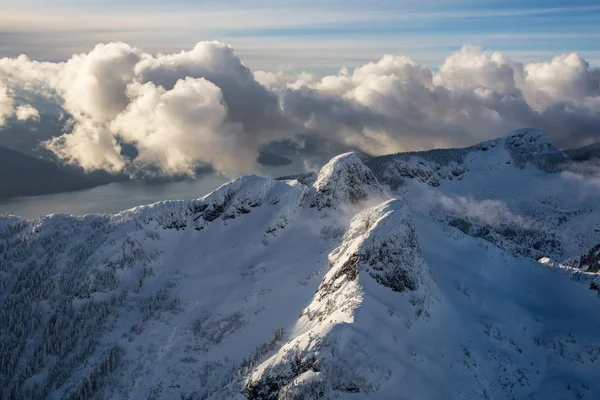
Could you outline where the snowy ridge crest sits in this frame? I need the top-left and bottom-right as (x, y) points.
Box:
(245, 199), (435, 399)
(119, 174), (309, 231)
(366, 128), (570, 188)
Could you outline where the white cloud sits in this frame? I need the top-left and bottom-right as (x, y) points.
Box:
(1, 41), (292, 177)
(1, 42), (600, 177)
(276, 45), (600, 152)
(435, 45), (523, 93)
(560, 170), (600, 198)
(562, 170), (600, 184)
(58, 42), (142, 123)
(437, 195), (535, 230)
(15, 104), (40, 121)
(523, 53), (600, 110)
(0, 83), (13, 127)
(111, 77), (253, 176)
(0, 83), (39, 126)
(45, 119), (125, 173)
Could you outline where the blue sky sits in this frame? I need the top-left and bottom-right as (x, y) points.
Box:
(1, 0), (599, 72)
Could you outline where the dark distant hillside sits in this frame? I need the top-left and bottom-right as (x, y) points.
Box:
(564, 141), (600, 161)
(0, 146), (123, 199)
(257, 152), (293, 166)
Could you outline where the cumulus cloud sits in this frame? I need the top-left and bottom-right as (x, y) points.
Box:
(275, 45), (600, 152)
(0, 82), (39, 125)
(1, 42), (600, 177)
(1, 41), (292, 177)
(58, 43), (142, 123)
(523, 53), (600, 108)
(15, 104), (40, 121)
(45, 118), (126, 173)
(0, 83), (13, 127)
(112, 78), (253, 175)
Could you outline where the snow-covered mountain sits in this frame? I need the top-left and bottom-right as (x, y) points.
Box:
(1, 132), (599, 400)
(564, 141), (600, 162)
(366, 128), (600, 261)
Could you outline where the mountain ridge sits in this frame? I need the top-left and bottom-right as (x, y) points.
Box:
(365, 128), (570, 189)
(564, 141), (600, 162)
(1, 128), (599, 400)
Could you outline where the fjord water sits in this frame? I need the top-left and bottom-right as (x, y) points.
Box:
(0, 156), (307, 219)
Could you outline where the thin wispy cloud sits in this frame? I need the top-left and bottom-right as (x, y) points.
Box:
(0, 0), (598, 70)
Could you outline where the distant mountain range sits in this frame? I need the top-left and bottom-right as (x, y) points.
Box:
(564, 141), (600, 161)
(1, 128), (599, 399)
(0, 146), (123, 199)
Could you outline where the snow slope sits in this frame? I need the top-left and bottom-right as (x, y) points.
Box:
(366, 128), (600, 261)
(239, 200), (600, 400)
(1, 139), (599, 400)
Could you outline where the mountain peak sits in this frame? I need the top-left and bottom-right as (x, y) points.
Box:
(503, 127), (550, 143)
(501, 128), (554, 152)
(311, 152), (384, 210)
(501, 128), (570, 171)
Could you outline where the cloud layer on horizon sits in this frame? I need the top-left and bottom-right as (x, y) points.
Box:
(0, 41), (599, 177)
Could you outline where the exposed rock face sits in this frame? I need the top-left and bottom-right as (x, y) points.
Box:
(311, 152), (384, 210)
